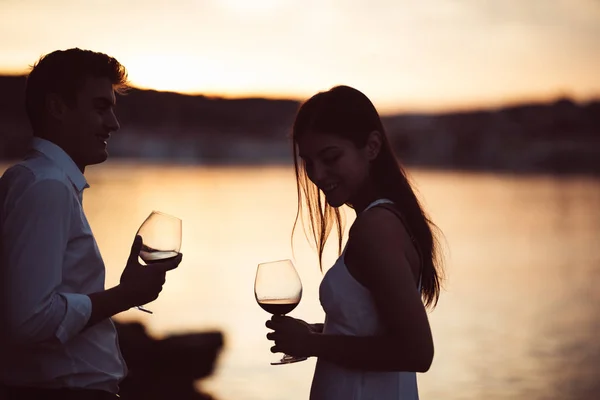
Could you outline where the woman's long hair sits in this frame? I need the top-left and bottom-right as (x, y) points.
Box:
(291, 85), (444, 309)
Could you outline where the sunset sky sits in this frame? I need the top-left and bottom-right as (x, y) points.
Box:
(1, 0), (599, 113)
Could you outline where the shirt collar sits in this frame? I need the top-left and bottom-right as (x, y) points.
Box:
(32, 137), (90, 192)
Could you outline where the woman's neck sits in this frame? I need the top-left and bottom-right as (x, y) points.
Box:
(347, 183), (385, 215)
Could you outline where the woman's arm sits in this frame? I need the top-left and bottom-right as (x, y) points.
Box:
(268, 207), (434, 372)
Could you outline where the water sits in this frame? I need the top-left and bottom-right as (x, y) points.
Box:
(2, 161), (599, 400)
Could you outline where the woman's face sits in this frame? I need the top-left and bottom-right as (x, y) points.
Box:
(296, 131), (380, 208)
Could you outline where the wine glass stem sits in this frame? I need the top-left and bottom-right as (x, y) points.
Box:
(135, 305), (153, 314)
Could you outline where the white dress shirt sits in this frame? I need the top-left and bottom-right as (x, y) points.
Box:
(0, 137), (127, 393)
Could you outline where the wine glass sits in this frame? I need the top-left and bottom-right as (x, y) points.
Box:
(255, 259), (307, 365)
(134, 211), (182, 313)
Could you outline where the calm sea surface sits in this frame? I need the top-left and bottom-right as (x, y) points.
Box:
(2, 162), (599, 400)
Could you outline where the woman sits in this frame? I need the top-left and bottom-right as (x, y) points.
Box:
(266, 85), (444, 399)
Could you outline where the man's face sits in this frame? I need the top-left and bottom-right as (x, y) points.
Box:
(59, 76), (120, 170)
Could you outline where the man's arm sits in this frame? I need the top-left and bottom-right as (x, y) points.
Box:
(1, 174), (183, 342)
(84, 236), (181, 328)
(85, 287), (131, 328)
(1, 178), (91, 346)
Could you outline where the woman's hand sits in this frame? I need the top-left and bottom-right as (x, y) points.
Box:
(266, 315), (316, 357)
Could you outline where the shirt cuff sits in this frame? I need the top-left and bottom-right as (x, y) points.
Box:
(55, 293), (92, 344)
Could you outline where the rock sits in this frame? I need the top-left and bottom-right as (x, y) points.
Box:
(114, 321), (223, 400)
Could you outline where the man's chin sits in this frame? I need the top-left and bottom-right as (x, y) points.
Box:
(86, 151), (109, 166)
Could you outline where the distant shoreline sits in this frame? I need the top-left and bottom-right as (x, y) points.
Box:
(1, 75), (598, 176)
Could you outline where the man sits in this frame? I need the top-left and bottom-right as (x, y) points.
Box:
(0, 48), (182, 399)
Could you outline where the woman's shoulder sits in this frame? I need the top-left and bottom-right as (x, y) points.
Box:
(345, 204), (420, 287)
(350, 204), (409, 236)
(350, 204), (411, 245)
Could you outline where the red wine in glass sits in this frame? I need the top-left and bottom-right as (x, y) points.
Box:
(258, 299), (299, 315)
(255, 259), (307, 365)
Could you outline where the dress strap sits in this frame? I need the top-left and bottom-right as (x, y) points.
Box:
(362, 198), (394, 212)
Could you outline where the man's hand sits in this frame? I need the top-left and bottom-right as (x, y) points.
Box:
(85, 235), (182, 328)
(118, 235), (182, 308)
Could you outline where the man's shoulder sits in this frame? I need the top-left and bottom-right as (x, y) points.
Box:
(2, 153), (69, 187)
(1, 155), (72, 207)
(0, 163), (36, 200)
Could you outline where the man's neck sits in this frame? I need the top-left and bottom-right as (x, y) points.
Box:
(33, 134), (85, 174)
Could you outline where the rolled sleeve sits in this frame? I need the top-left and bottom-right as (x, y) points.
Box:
(1, 177), (90, 346)
(55, 293), (92, 344)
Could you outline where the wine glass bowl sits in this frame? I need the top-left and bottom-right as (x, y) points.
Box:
(134, 211), (182, 313)
(137, 211), (182, 265)
(255, 259), (307, 365)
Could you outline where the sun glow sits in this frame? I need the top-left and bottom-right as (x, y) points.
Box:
(121, 52), (305, 100)
(123, 54), (219, 94)
(214, 0), (284, 16)
(1, 0), (598, 113)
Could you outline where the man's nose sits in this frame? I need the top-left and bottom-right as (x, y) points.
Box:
(106, 110), (120, 132)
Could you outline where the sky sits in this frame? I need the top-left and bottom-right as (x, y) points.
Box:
(0, 0), (599, 113)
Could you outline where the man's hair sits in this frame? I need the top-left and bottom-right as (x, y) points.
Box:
(25, 48), (129, 131)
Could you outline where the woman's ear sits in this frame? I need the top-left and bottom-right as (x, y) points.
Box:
(366, 130), (382, 161)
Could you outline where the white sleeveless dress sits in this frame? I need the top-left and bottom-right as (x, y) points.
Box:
(309, 199), (421, 400)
